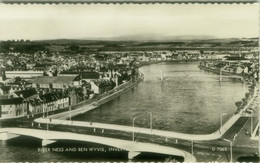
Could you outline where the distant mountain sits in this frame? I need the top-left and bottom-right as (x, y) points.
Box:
(200, 37), (258, 42)
(80, 34), (218, 42)
(32, 35), (258, 44)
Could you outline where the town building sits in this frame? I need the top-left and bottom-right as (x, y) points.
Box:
(0, 97), (27, 119)
(4, 71), (44, 80)
(32, 76), (81, 90)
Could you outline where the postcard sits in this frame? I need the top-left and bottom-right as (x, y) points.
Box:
(0, 2), (259, 162)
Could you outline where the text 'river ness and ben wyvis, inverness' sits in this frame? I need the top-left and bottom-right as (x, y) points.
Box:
(0, 4), (259, 163)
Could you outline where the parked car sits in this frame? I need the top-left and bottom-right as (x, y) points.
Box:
(246, 109), (253, 114)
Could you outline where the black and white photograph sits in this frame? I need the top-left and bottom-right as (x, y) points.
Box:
(0, 3), (259, 162)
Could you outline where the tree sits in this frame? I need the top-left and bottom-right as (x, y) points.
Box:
(2, 72), (6, 81)
(15, 76), (22, 82)
(76, 87), (84, 102)
(52, 69), (58, 76)
(245, 92), (251, 99)
(68, 44), (80, 52)
(235, 101), (243, 113)
(235, 101), (242, 108)
(242, 98), (248, 107)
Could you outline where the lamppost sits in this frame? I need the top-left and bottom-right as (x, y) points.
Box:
(251, 114), (253, 136)
(42, 101), (45, 118)
(22, 100), (27, 117)
(21, 95), (28, 117)
(132, 117), (138, 141)
(223, 138), (233, 162)
(46, 107), (49, 131)
(38, 98), (45, 118)
(191, 140), (194, 156)
(132, 112), (153, 141)
(69, 105), (72, 122)
(68, 93), (72, 122)
(39, 98), (48, 131)
(220, 113), (228, 134)
(148, 112), (153, 132)
(219, 68), (223, 82)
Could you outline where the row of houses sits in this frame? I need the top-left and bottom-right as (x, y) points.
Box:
(0, 88), (70, 119)
(200, 57), (259, 80)
(0, 69), (136, 119)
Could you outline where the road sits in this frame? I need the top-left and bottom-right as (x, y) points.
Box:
(0, 128), (196, 162)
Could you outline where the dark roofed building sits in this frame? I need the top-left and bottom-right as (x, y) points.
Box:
(107, 63), (128, 70)
(13, 89), (38, 99)
(0, 97), (23, 105)
(59, 71), (100, 81)
(224, 56), (249, 61)
(81, 72), (100, 80)
(40, 93), (58, 103)
(28, 98), (41, 107)
(0, 86), (11, 95)
(27, 91), (69, 116)
(33, 76), (80, 84)
(0, 97), (27, 119)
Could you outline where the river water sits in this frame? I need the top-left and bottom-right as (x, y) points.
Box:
(73, 62), (246, 134)
(0, 62), (246, 161)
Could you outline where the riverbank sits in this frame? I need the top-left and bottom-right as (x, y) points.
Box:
(35, 72), (259, 142)
(38, 62), (258, 131)
(137, 59), (221, 68)
(43, 72), (144, 120)
(198, 65), (241, 76)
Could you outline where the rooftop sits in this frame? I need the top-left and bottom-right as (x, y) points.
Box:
(59, 71), (100, 79)
(14, 89), (38, 99)
(0, 97), (23, 105)
(32, 76), (79, 84)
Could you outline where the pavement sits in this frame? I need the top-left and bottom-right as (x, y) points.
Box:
(34, 114), (244, 141)
(251, 122), (259, 140)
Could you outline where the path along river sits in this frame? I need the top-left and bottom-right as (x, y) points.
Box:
(73, 62), (246, 134)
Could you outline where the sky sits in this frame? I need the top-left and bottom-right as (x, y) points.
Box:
(0, 4), (258, 40)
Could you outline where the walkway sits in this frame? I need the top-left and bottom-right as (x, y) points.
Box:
(35, 85), (258, 142)
(33, 114), (245, 141)
(0, 128), (195, 162)
(48, 104), (97, 120)
(251, 121), (259, 140)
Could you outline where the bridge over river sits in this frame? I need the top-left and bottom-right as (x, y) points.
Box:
(153, 69), (242, 82)
(0, 128), (195, 162)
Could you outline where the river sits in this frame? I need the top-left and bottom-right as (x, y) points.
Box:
(0, 62), (246, 161)
(73, 62), (246, 134)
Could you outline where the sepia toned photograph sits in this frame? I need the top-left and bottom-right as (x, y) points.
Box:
(0, 3), (259, 162)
